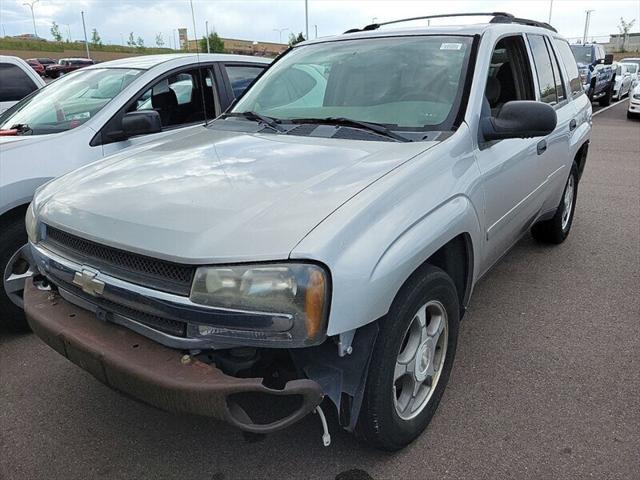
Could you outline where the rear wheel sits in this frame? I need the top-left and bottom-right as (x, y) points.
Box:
(0, 216), (32, 332)
(356, 265), (459, 451)
(531, 162), (578, 244)
(598, 82), (613, 106)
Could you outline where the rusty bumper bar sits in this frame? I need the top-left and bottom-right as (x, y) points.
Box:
(24, 280), (324, 433)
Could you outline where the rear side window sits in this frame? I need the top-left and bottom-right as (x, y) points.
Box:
(545, 37), (566, 102)
(224, 65), (265, 98)
(0, 63), (37, 102)
(527, 35), (558, 104)
(553, 39), (583, 96)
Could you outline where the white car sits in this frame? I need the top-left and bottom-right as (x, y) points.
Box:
(628, 83), (640, 119)
(612, 62), (633, 100)
(0, 55), (46, 114)
(621, 62), (639, 89)
(0, 53), (270, 328)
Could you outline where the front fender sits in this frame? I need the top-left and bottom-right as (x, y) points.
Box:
(291, 126), (484, 337)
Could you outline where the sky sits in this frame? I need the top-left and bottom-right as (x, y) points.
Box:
(1, 0), (639, 47)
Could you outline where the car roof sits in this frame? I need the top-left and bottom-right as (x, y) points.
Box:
(85, 53), (272, 71)
(300, 22), (562, 47)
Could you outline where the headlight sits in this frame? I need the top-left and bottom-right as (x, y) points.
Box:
(25, 202), (38, 244)
(633, 94), (640, 100)
(190, 263), (329, 346)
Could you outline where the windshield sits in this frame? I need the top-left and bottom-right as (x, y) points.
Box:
(233, 35), (473, 130)
(0, 68), (141, 134)
(624, 63), (638, 74)
(570, 45), (593, 65)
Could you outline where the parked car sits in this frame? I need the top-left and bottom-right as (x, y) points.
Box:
(0, 53), (270, 328)
(620, 62), (639, 89)
(612, 62), (634, 100)
(619, 57), (640, 70)
(21, 13), (591, 451)
(26, 59), (45, 76)
(570, 43), (615, 105)
(0, 56), (46, 114)
(45, 58), (94, 78)
(628, 82), (640, 119)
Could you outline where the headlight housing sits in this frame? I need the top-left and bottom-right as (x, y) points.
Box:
(633, 93), (640, 100)
(190, 263), (329, 346)
(25, 202), (39, 244)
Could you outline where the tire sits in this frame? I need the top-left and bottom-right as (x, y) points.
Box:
(531, 162), (578, 244)
(0, 216), (32, 332)
(598, 82), (613, 106)
(587, 83), (595, 102)
(356, 265), (460, 451)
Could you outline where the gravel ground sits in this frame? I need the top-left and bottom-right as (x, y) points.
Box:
(1, 99), (638, 480)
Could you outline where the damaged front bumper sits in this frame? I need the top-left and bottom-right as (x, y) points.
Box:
(24, 280), (324, 434)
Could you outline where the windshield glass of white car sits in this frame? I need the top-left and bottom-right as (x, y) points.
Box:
(233, 36), (473, 130)
(0, 68), (142, 134)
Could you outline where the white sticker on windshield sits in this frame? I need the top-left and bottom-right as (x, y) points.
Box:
(440, 43), (463, 50)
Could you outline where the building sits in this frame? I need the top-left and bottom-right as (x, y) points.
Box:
(603, 33), (640, 53)
(184, 36), (287, 57)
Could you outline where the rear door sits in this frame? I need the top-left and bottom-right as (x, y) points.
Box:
(219, 63), (268, 106)
(526, 34), (576, 214)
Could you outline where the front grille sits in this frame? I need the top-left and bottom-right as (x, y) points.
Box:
(44, 226), (195, 296)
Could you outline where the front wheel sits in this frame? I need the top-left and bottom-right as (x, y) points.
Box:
(531, 163), (578, 244)
(598, 83), (613, 106)
(0, 216), (33, 332)
(356, 265), (459, 451)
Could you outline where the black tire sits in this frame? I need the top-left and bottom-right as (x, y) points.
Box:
(587, 84), (595, 102)
(628, 111), (638, 119)
(356, 265), (460, 451)
(598, 82), (613, 106)
(0, 216), (31, 332)
(531, 162), (579, 244)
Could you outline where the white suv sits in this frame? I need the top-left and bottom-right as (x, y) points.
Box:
(23, 13), (591, 450)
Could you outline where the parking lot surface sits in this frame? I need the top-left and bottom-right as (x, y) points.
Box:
(1, 100), (638, 480)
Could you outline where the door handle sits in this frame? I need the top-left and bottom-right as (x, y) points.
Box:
(569, 119), (577, 131)
(537, 140), (547, 155)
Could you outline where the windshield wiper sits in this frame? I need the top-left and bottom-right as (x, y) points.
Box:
(9, 123), (32, 135)
(222, 111), (286, 133)
(285, 117), (411, 142)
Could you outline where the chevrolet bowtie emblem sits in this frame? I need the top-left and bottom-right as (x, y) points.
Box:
(72, 269), (105, 297)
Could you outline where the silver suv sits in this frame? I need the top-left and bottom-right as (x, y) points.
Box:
(22, 13), (591, 450)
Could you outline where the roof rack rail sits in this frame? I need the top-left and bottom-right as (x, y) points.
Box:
(344, 12), (557, 34)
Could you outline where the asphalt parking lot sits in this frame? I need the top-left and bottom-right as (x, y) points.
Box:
(1, 99), (638, 480)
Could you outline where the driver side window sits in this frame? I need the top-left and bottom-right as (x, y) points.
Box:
(484, 36), (535, 115)
(130, 67), (218, 128)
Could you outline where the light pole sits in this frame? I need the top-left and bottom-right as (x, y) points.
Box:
(205, 20), (210, 53)
(583, 10), (594, 44)
(304, 0), (309, 40)
(66, 24), (71, 42)
(81, 10), (90, 59)
(548, 0), (554, 24)
(173, 29), (178, 50)
(273, 27), (289, 43)
(22, 0), (39, 38)
(314, 24), (318, 39)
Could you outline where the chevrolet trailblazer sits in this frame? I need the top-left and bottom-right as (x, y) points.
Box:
(22, 13), (591, 451)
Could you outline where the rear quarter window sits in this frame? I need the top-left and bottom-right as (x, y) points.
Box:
(224, 65), (265, 98)
(553, 39), (583, 97)
(0, 63), (37, 102)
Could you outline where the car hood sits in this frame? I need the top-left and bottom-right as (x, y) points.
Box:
(36, 126), (438, 263)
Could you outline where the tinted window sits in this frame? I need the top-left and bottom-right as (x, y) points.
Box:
(545, 37), (566, 102)
(0, 63), (38, 102)
(528, 35), (557, 104)
(225, 65), (265, 98)
(553, 39), (583, 96)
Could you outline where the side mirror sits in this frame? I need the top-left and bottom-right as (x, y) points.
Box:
(481, 101), (557, 141)
(121, 110), (162, 137)
(604, 54), (614, 65)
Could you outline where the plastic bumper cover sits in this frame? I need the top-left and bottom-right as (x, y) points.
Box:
(24, 279), (324, 433)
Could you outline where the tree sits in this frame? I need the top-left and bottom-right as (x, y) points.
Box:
(288, 32), (305, 46)
(50, 22), (62, 42)
(199, 32), (225, 53)
(127, 32), (136, 47)
(90, 28), (102, 47)
(155, 32), (164, 48)
(136, 36), (145, 49)
(618, 17), (636, 52)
